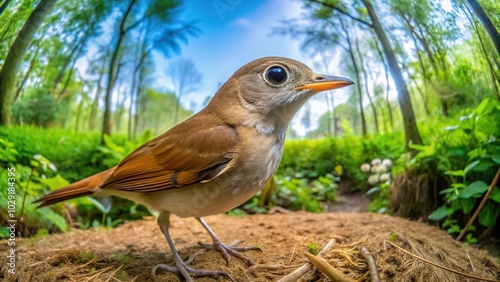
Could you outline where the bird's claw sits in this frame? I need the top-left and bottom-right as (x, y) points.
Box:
(197, 239), (261, 266)
(152, 252), (234, 282)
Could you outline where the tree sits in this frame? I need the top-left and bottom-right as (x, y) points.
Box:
(100, 0), (198, 143)
(275, 16), (368, 136)
(167, 57), (202, 124)
(361, 0), (422, 146)
(307, 0), (423, 147)
(465, 0), (500, 57)
(0, 0), (57, 126)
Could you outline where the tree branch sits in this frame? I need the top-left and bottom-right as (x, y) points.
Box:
(124, 14), (149, 33)
(308, 0), (373, 28)
(457, 168), (500, 242)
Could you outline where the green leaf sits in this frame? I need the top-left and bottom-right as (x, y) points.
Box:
(447, 148), (465, 157)
(445, 170), (465, 177)
(85, 197), (110, 214)
(428, 206), (450, 221)
(489, 188), (500, 203)
(43, 209), (68, 232)
(464, 160), (480, 175)
(486, 152), (500, 164)
(478, 201), (500, 227)
(474, 98), (489, 115)
(459, 198), (475, 214)
(471, 160), (496, 172)
(460, 181), (489, 198)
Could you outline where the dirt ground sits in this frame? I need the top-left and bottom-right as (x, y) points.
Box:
(1, 209), (499, 282)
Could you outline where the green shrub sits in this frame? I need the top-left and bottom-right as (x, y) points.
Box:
(279, 132), (404, 191)
(411, 98), (500, 242)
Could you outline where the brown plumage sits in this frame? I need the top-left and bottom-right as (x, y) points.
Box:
(34, 57), (354, 282)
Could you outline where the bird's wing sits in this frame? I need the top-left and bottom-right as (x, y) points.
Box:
(100, 123), (238, 193)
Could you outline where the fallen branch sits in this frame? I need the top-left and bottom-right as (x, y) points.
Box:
(277, 239), (336, 282)
(304, 252), (356, 282)
(386, 240), (500, 282)
(360, 247), (379, 282)
(457, 168), (500, 241)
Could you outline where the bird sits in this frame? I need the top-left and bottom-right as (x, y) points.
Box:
(35, 56), (354, 281)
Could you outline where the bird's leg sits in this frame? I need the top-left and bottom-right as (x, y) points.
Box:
(196, 217), (261, 266)
(153, 212), (233, 282)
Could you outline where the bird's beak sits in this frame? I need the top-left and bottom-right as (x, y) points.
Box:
(295, 75), (355, 92)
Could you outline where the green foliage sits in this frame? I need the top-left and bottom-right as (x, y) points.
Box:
(0, 126), (103, 181)
(412, 98), (500, 240)
(0, 139), (70, 238)
(12, 90), (63, 127)
(95, 130), (152, 167)
(0, 127), (153, 236)
(279, 133), (404, 191)
(307, 240), (320, 255)
(272, 175), (327, 212)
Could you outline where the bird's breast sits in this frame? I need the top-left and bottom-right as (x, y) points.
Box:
(142, 129), (284, 218)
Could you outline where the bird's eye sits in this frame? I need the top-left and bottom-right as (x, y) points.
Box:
(265, 66), (287, 86)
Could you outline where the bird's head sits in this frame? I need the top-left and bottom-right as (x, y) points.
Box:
(209, 57), (354, 134)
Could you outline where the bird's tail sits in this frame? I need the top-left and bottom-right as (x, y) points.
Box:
(34, 167), (116, 208)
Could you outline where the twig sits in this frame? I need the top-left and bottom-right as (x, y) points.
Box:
(386, 240), (500, 282)
(287, 244), (297, 266)
(457, 168), (500, 241)
(304, 252), (356, 282)
(465, 250), (475, 272)
(105, 264), (124, 282)
(360, 247), (380, 282)
(278, 239), (336, 282)
(74, 256), (101, 270)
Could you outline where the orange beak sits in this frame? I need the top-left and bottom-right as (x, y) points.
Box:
(295, 75), (355, 92)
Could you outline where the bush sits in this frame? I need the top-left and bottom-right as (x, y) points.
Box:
(410, 98), (500, 243)
(0, 126), (104, 181)
(279, 132), (405, 191)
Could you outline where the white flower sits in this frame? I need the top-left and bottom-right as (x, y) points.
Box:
(370, 165), (379, 173)
(376, 165), (388, 173)
(379, 173), (390, 182)
(371, 158), (382, 165)
(360, 163), (371, 173)
(382, 159), (393, 168)
(368, 174), (379, 185)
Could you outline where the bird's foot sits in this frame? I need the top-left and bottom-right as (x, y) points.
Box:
(152, 253), (233, 282)
(198, 239), (261, 266)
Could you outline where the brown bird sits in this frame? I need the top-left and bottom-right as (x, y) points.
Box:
(35, 57), (354, 281)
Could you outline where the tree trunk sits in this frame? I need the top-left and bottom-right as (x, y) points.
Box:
(53, 24), (93, 91)
(89, 59), (106, 131)
(354, 32), (379, 133)
(463, 5), (500, 100)
(128, 40), (148, 140)
(74, 94), (84, 133)
(133, 68), (144, 141)
(465, 0), (500, 57)
(324, 94), (332, 135)
(401, 14), (439, 76)
(101, 0), (137, 143)
(373, 36), (394, 131)
(340, 17), (367, 136)
(14, 47), (40, 102)
(0, 0), (57, 126)
(362, 0), (423, 147)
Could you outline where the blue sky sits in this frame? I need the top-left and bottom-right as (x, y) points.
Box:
(153, 0), (353, 135)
